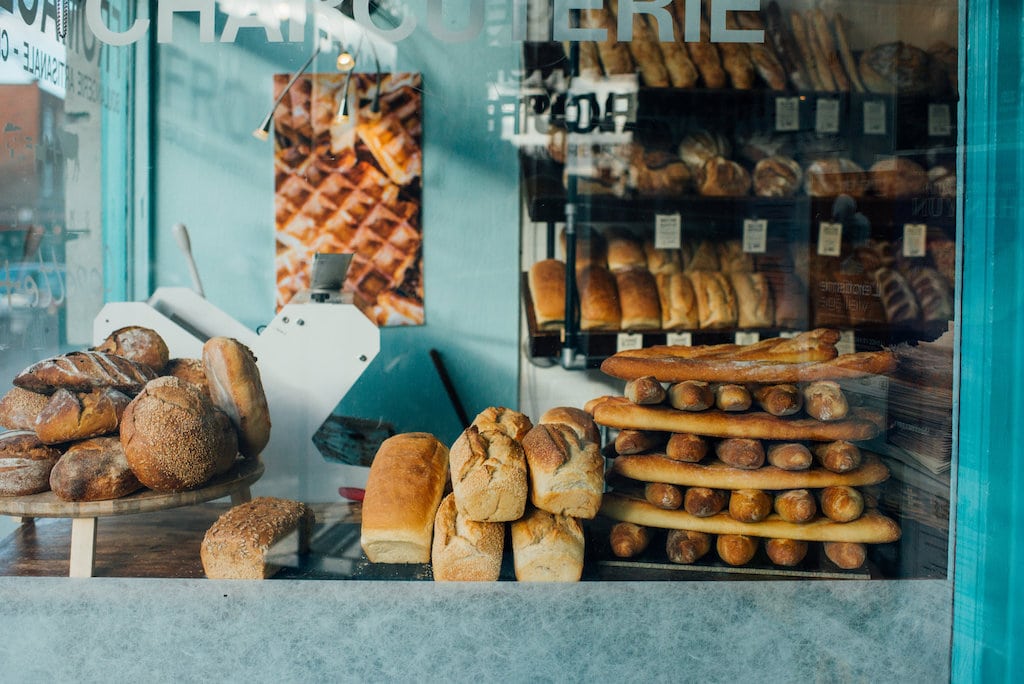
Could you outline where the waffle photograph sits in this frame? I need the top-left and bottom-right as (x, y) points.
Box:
(273, 72), (425, 325)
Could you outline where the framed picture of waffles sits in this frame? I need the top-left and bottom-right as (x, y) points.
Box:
(273, 72), (424, 326)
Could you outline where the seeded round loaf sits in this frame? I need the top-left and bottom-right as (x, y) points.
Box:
(0, 387), (50, 430)
(162, 358), (211, 397)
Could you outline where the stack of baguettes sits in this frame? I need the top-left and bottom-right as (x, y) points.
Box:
(359, 406), (605, 582)
(589, 328), (902, 571)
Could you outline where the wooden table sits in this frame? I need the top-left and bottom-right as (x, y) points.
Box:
(0, 458), (263, 578)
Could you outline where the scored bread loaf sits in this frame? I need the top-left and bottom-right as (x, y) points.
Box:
(360, 432), (449, 563)
(202, 337), (271, 459)
(471, 406), (533, 441)
(92, 326), (170, 372)
(14, 351), (158, 395)
(510, 506), (585, 582)
(449, 426), (527, 523)
(521, 423), (604, 519)
(201, 497), (314, 579)
(48, 436), (142, 502)
(0, 387), (49, 430)
(431, 493), (504, 581)
(33, 387), (131, 445)
(0, 429), (61, 496)
(538, 406), (601, 444)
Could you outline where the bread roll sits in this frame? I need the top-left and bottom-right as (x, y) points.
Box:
(610, 521), (651, 558)
(615, 429), (667, 455)
(859, 42), (933, 95)
(813, 440), (863, 473)
(820, 485), (865, 522)
(697, 156), (752, 197)
(528, 259), (566, 330)
(729, 488), (773, 523)
(645, 481), (683, 510)
(824, 541), (867, 569)
(201, 497), (314, 579)
(765, 538), (808, 566)
(431, 493), (504, 581)
(521, 423), (604, 519)
(578, 265), (621, 331)
(615, 268), (661, 331)
(689, 270), (738, 329)
(0, 387), (49, 430)
(471, 406), (533, 441)
(449, 426), (527, 522)
(665, 433), (708, 462)
(162, 358), (210, 397)
(361, 432), (449, 563)
(202, 337), (272, 459)
(33, 387), (130, 445)
(713, 384), (752, 412)
(624, 376), (666, 405)
(717, 534), (758, 566)
(120, 377), (236, 492)
(684, 486), (727, 517)
(13, 351), (158, 395)
(869, 157), (929, 198)
(754, 155), (803, 198)
(48, 436), (142, 502)
(510, 506), (584, 581)
(668, 380), (713, 412)
(774, 489), (817, 523)
(93, 326), (169, 372)
(666, 529), (712, 564)
(715, 438), (765, 470)
(766, 442), (813, 471)
(538, 406), (600, 444)
(752, 384), (803, 417)
(802, 380), (849, 421)
(606, 231), (647, 272)
(0, 429), (61, 495)
(655, 272), (700, 330)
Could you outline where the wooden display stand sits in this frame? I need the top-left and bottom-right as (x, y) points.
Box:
(0, 458), (264, 578)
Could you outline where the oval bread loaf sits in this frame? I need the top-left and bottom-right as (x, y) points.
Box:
(202, 337), (271, 459)
(449, 425), (527, 523)
(92, 326), (170, 372)
(34, 387), (130, 445)
(0, 430), (61, 496)
(49, 436), (142, 502)
(14, 351), (158, 395)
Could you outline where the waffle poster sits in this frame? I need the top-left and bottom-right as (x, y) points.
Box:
(273, 73), (424, 326)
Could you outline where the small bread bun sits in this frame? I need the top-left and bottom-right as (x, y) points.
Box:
(162, 358), (211, 397)
(0, 429), (61, 495)
(120, 376), (232, 491)
(0, 387), (50, 430)
(202, 337), (271, 458)
(93, 326), (170, 372)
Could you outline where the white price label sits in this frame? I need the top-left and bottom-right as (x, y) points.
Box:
(817, 222), (843, 256)
(665, 332), (693, 346)
(864, 101), (887, 135)
(775, 97), (800, 132)
(779, 330), (804, 339)
(654, 214), (682, 249)
(928, 104), (952, 137)
(815, 98), (840, 134)
(735, 331), (760, 345)
(742, 219), (768, 253)
(903, 223), (928, 257)
(837, 330), (856, 355)
(616, 333), (644, 351)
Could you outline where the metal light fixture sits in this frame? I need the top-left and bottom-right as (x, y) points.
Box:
(336, 50), (355, 72)
(252, 43), (322, 140)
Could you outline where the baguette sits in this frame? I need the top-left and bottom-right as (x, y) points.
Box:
(667, 380), (713, 412)
(752, 384), (803, 416)
(820, 485), (865, 522)
(201, 497), (314, 579)
(813, 440), (863, 473)
(665, 432), (708, 462)
(774, 489), (817, 523)
(610, 451), (890, 489)
(766, 442), (813, 471)
(729, 489), (772, 523)
(645, 482), (684, 510)
(833, 14), (865, 92)
(824, 541), (867, 569)
(624, 376), (666, 405)
(809, 9), (849, 91)
(601, 492), (901, 542)
(765, 538), (808, 566)
(431, 493), (504, 581)
(579, 7), (634, 75)
(717, 534), (758, 566)
(593, 398), (880, 441)
(14, 351), (158, 395)
(666, 529), (712, 564)
(684, 487), (728, 517)
(802, 380), (849, 421)
(615, 429), (667, 455)
(610, 521), (652, 558)
(715, 438), (765, 470)
(713, 384), (752, 412)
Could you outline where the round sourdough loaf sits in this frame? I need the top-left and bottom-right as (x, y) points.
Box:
(120, 376), (233, 491)
(162, 358), (211, 398)
(92, 325), (170, 372)
(49, 436), (142, 502)
(0, 429), (61, 495)
(202, 337), (271, 459)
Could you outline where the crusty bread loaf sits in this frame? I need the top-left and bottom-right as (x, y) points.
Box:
(655, 272), (700, 330)
(753, 155), (803, 198)
(610, 521), (651, 558)
(717, 534), (758, 566)
(528, 259), (567, 330)
(689, 270), (738, 329)
(615, 268), (661, 331)
(666, 529), (712, 564)
(624, 376), (666, 405)
(120, 376), (234, 492)
(431, 493), (504, 581)
(360, 432), (449, 563)
(521, 423), (604, 519)
(697, 156), (752, 197)
(644, 242), (682, 275)
(162, 358), (210, 397)
(202, 337), (271, 459)
(578, 265), (621, 331)
(0, 429), (61, 495)
(92, 326), (170, 372)
(449, 426), (527, 522)
(33, 387), (130, 445)
(869, 157), (929, 198)
(538, 406), (601, 444)
(730, 272), (775, 329)
(774, 489), (817, 524)
(471, 406), (533, 441)
(14, 351), (158, 395)
(684, 486), (728, 517)
(201, 497), (314, 579)
(804, 158), (867, 198)
(510, 506), (585, 582)
(0, 387), (49, 430)
(48, 436), (142, 501)
(716, 240), (754, 275)
(765, 538), (808, 566)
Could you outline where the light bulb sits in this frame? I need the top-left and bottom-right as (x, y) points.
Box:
(336, 51), (355, 72)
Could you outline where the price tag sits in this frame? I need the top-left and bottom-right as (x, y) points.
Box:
(616, 333), (644, 351)
(817, 221), (843, 256)
(837, 330), (856, 355)
(815, 98), (840, 134)
(665, 332), (692, 346)
(735, 331), (760, 345)
(742, 219), (768, 253)
(779, 330), (803, 339)
(928, 104), (952, 137)
(775, 97), (800, 132)
(903, 223), (928, 257)
(864, 101), (886, 135)
(654, 214), (682, 249)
